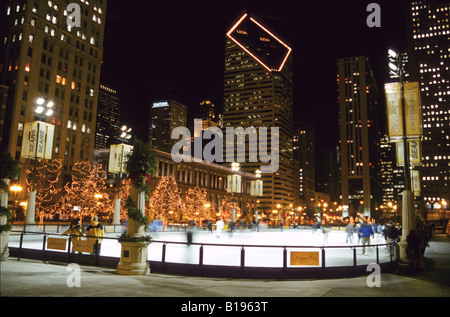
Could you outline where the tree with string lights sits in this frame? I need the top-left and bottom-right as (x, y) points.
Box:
(118, 178), (132, 220)
(149, 176), (182, 224)
(219, 193), (238, 222)
(25, 159), (63, 223)
(183, 186), (209, 223)
(60, 161), (112, 221)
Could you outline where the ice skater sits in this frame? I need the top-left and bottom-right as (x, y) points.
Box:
(345, 220), (355, 244)
(215, 218), (224, 238)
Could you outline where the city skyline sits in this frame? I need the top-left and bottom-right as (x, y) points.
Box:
(100, 0), (409, 149)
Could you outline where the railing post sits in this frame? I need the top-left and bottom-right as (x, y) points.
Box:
(42, 233), (47, 262)
(283, 247), (287, 269)
(95, 238), (100, 266)
(162, 242), (166, 264)
(19, 231), (24, 249)
(42, 233), (47, 251)
(199, 244), (203, 266)
(240, 246), (245, 268)
(67, 235), (72, 263)
(321, 247), (326, 268)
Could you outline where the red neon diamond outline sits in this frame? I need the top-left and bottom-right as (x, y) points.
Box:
(226, 13), (292, 72)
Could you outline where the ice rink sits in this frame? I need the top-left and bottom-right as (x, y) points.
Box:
(8, 227), (394, 268)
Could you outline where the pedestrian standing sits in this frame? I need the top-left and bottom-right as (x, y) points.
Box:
(386, 221), (399, 253)
(358, 217), (374, 254)
(215, 218), (224, 238)
(62, 218), (84, 253)
(86, 216), (104, 255)
(355, 220), (362, 244)
(207, 221), (213, 233)
(62, 218), (83, 240)
(345, 221), (355, 244)
(406, 229), (422, 268)
(312, 222), (318, 235)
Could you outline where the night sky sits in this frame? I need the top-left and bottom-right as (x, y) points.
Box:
(100, 0), (409, 148)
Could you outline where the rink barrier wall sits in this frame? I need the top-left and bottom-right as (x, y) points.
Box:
(7, 230), (400, 279)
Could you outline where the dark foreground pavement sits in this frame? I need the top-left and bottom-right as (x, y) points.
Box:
(1, 234), (449, 312)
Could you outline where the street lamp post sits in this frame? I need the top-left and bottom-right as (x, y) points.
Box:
(388, 49), (415, 260)
(112, 125), (132, 225)
(25, 98), (54, 225)
(230, 162), (240, 222)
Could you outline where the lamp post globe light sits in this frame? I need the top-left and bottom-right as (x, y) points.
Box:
(230, 162), (240, 222)
(388, 48), (415, 261)
(25, 98), (54, 225)
(111, 125), (133, 226)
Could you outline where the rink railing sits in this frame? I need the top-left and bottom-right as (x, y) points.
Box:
(7, 229), (400, 278)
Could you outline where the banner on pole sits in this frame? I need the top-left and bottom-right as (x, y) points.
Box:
(250, 180), (263, 196)
(411, 169), (421, 197)
(396, 140), (421, 165)
(404, 82), (422, 137)
(21, 121), (54, 160)
(227, 174), (242, 193)
(109, 144), (133, 173)
(385, 81), (422, 140)
(385, 82), (403, 138)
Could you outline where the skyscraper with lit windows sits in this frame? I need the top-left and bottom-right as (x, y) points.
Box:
(94, 83), (121, 149)
(337, 56), (383, 217)
(149, 99), (187, 152)
(407, 0), (450, 206)
(0, 0), (106, 187)
(223, 13), (294, 216)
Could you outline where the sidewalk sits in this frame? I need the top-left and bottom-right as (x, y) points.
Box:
(1, 235), (449, 299)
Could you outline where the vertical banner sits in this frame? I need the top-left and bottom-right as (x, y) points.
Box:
(396, 140), (421, 165)
(250, 180), (263, 196)
(385, 82), (403, 138)
(36, 122), (46, 159)
(109, 144), (133, 173)
(44, 124), (55, 159)
(411, 169), (421, 197)
(21, 122), (32, 158)
(227, 174), (242, 193)
(404, 82), (422, 137)
(21, 121), (54, 159)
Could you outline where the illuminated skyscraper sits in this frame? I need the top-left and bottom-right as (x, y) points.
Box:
(149, 99), (187, 152)
(199, 100), (217, 130)
(94, 84), (121, 149)
(407, 0), (450, 206)
(0, 0), (106, 186)
(223, 13), (294, 215)
(293, 122), (315, 214)
(337, 56), (383, 216)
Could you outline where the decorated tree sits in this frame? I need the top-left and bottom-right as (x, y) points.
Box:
(60, 161), (112, 221)
(219, 193), (239, 222)
(26, 159), (63, 223)
(118, 178), (132, 220)
(183, 186), (209, 223)
(149, 176), (182, 224)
